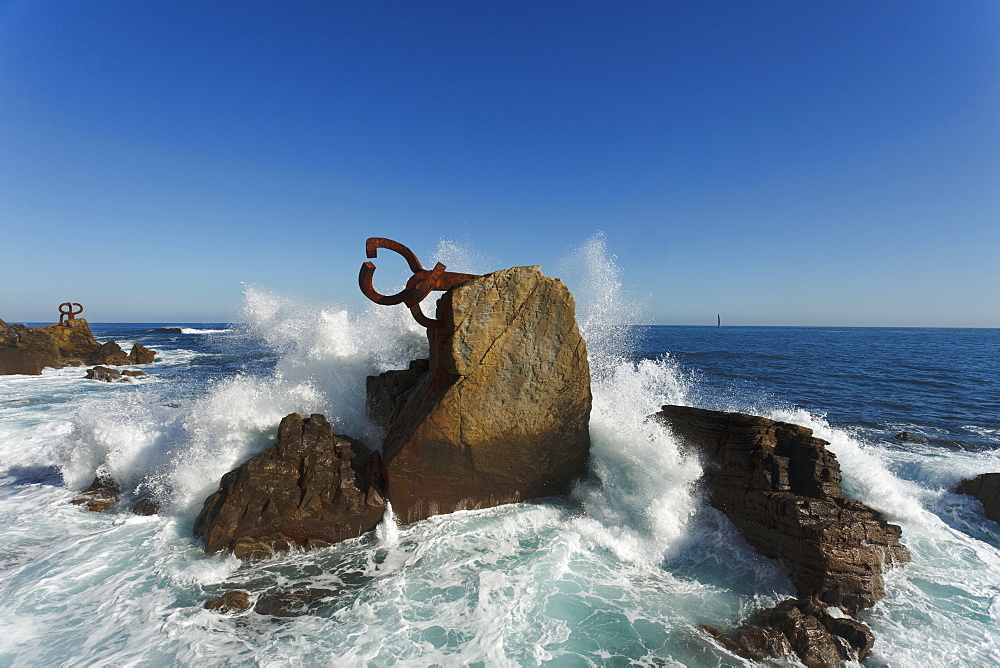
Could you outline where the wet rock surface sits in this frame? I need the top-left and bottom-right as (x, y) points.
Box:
(658, 405), (909, 614)
(70, 474), (121, 512)
(253, 588), (336, 617)
(373, 266), (592, 526)
(957, 472), (1000, 523)
(706, 597), (874, 667)
(204, 591), (252, 614)
(193, 413), (386, 560)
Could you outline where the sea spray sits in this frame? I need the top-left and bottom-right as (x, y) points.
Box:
(560, 233), (704, 563)
(2, 242), (998, 664)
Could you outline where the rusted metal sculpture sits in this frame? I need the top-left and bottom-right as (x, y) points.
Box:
(359, 238), (480, 328)
(59, 302), (83, 326)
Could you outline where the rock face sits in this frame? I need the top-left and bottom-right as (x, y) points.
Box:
(70, 474), (121, 512)
(87, 341), (130, 366)
(657, 405), (909, 614)
(194, 413), (386, 560)
(706, 598), (875, 667)
(371, 266), (592, 526)
(128, 343), (156, 364)
(0, 318), (62, 374)
(957, 473), (1000, 524)
(0, 317), (156, 375)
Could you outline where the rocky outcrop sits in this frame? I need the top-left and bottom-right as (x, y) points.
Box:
(705, 597), (875, 667)
(193, 413), (386, 560)
(957, 473), (1000, 524)
(70, 474), (121, 512)
(87, 341), (130, 366)
(0, 318), (62, 374)
(658, 405), (909, 614)
(47, 319), (102, 359)
(371, 266), (592, 526)
(128, 343), (156, 364)
(659, 406), (909, 665)
(0, 317), (156, 375)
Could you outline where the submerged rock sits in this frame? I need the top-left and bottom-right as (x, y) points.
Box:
(70, 474), (121, 512)
(956, 473), (1000, 524)
(86, 365), (123, 382)
(85, 366), (146, 382)
(204, 591), (252, 614)
(193, 413), (386, 560)
(253, 588), (335, 617)
(657, 405), (909, 614)
(893, 431), (927, 443)
(706, 597), (874, 667)
(371, 265), (592, 526)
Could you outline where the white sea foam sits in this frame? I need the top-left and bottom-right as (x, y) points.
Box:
(1, 236), (998, 665)
(179, 328), (233, 334)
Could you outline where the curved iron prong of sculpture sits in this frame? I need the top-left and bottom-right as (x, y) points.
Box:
(58, 302), (83, 326)
(359, 237), (480, 328)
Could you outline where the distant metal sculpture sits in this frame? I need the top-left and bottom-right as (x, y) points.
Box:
(359, 238), (480, 328)
(59, 302), (83, 326)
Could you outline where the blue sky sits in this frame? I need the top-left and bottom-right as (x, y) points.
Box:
(1, 1), (997, 326)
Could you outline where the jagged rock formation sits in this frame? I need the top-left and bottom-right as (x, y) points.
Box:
(193, 413), (386, 560)
(705, 597), (875, 667)
(658, 405), (911, 665)
(128, 343), (156, 364)
(0, 317), (156, 375)
(87, 341), (130, 366)
(658, 405), (909, 614)
(957, 473), (1000, 524)
(370, 265), (592, 526)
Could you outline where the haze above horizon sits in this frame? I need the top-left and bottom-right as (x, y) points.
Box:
(2, 1), (998, 327)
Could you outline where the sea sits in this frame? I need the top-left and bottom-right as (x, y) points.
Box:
(1, 240), (998, 666)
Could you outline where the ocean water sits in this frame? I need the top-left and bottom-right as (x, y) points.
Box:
(1, 242), (999, 666)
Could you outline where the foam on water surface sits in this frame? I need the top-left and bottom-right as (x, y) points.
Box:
(0, 236), (998, 665)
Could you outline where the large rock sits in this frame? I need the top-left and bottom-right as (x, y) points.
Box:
(194, 413), (386, 560)
(0, 319), (61, 374)
(372, 266), (592, 526)
(44, 319), (101, 360)
(128, 343), (156, 364)
(957, 473), (1000, 524)
(87, 341), (130, 366)
(657, 405), (909, 614)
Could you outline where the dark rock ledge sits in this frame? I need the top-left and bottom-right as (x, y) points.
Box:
(956, 472), (1000, 524)
(656, 405), (910, 667)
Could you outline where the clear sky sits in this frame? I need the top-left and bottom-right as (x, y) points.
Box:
(1, 1), (998, 326)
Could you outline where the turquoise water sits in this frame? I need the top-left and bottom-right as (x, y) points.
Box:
(1, 251), (998, 665)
